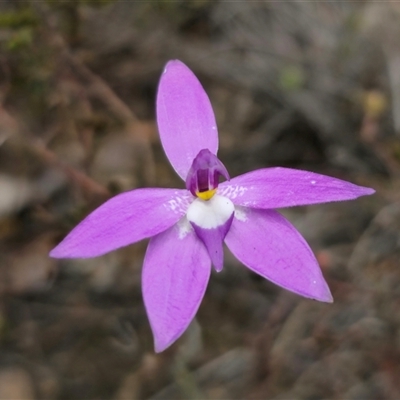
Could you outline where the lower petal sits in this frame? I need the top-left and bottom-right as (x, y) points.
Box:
(225, 207), (332, 302)
(142, 222), (211, 353)
(187, 195), (234, 271)
(191, 214), (233, 272)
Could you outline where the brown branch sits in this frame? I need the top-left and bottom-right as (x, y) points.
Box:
(29, 1), (157, 186)
(0, 104), (110, 198)
(32, 1), (138, 125)
(64, 53), (138, 124)
(32, 138), (111, 198)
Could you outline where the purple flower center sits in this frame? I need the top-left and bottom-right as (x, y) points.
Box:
(185, 149), (230, 200)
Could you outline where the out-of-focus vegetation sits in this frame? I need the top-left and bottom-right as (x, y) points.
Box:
(0, 1), (399, 399)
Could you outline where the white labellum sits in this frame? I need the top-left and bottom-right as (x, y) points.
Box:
(186, 194), (234, 229)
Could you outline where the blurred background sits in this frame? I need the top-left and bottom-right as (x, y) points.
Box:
(0, 0), (398, 399)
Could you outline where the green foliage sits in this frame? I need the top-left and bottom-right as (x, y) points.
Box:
(6, 28), (33, 51)
(45, 0), (117, 7)
(0, 8), (38, 29)
(0, 7), (37, 51)
(278, 65), (305, 91)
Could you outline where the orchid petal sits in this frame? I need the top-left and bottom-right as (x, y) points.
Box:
(225, 208), (332, 302)
(157, 60), (219, 180)
(50, 188), (192, 258)
(143, 222), (211, 352)
(219, 168), (375, 209)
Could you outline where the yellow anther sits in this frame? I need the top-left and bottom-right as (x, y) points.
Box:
(196, 189), (216, 201)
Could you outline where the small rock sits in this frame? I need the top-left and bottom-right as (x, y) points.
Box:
(0, 367), (35, 400)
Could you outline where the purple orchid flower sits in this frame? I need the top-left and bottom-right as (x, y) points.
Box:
(50, 60), (375, 352)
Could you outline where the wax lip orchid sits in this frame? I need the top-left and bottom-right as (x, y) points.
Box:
(50, 60), (375, 352)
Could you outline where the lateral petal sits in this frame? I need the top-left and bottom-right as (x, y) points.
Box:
(143, 222), (211, 352)
(157, 60), (219, 180)
(225, 207), (333, 302)
(50, 188), (192, 258)
(219, 167), (375, 209)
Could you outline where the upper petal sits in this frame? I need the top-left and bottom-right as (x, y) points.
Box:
(143, 222), (211, 352)
(50, 188), (191, 258)
(219, 167), (375, 209)
(225, 207), (332, 302)
(156, 60), (219, 180)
